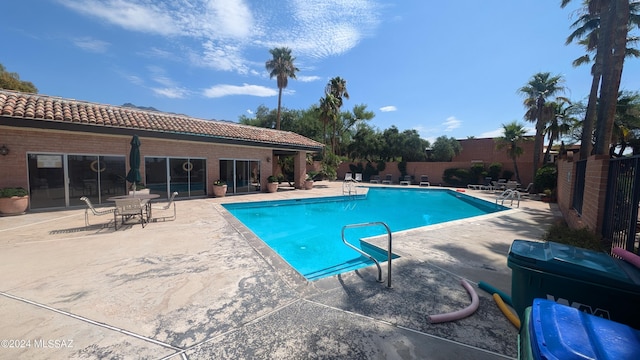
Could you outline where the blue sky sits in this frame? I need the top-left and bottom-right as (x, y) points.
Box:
(3, 1), (640, 143)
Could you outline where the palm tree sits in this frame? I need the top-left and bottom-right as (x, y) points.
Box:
(325, 77), (350, 153)
(318, 94), (338, 155)
(563, 1), (640, 158)
(543, 98), (578, 163)
(496, 121), (530, 184)
(265, 47), (299, 130)
(518, 72), (566, 176)
(561, 0), (631, 156)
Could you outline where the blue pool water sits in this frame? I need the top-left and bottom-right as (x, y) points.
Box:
(224, 187), (507, 280)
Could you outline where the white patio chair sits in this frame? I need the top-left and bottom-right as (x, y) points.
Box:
(114, 198), (147, 230)
(151, 192), (178, 222)
(80, 196), (115, 226)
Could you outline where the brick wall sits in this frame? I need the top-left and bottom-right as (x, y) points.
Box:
(557, 155), (609, 233)
(0, 126), (277, 193)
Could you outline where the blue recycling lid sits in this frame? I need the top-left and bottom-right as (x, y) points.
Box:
(530, 299), (640, 360)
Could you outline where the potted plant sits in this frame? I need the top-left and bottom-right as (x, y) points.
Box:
(304, 172), (317, 190)
(0, 187), (29, 216)
(213, 179), (228, 197)
(267, 175), (279, 193)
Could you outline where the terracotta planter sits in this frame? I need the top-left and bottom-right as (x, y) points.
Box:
(0, 196), (29, 216)
(267, 183), (278, 193)
(213, 185), (228, 197)
(304, 180), (314, 190)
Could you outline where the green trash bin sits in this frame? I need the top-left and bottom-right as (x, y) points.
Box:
(507, 239), (640, 329)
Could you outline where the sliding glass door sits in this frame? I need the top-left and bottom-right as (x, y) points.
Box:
(145, 157), (206, 198)
(27, 153), (126, 209)
(220, 159), (261, 195)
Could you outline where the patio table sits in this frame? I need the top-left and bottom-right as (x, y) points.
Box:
(107, 194), (160, 221)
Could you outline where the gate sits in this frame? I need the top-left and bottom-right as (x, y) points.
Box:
(602, 156), (640, 254)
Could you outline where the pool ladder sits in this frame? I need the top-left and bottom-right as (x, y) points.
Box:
(341, 222), (393, 288)
(342, 180), (358, 196)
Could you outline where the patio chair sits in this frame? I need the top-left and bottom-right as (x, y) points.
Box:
(381, 174), (393, 184)
(151, 192), (178, 222)
(80, 196), (115, 226)
(370, 175), (380, 183)
(114, 198), (147, 230)
(419, 175), (430, 187)
(354, 173), (362, 182)
(344, 172), (353, 182)
(400, 175), (412, 186)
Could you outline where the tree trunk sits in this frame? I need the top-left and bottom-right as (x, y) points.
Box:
(595, 0), (629, 155)
(580, 65), (601, 159)
(533, 96), (545, 176)
(276, 87), (283, 130)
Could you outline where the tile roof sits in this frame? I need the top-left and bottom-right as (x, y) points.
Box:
(0, 90), (323, 150)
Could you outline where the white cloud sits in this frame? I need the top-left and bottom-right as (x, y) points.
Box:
(297, 75), (321, 82)
(443, 116), (462, 131)
(60, 0), (382, 75)
(203, 84), (277, 98)
(152, 87), (190, 99)
(479, 125), (536, 139)
(380, 106), (397, 112)
(58, 0), (179, 36)
(73, 37), (110, 53)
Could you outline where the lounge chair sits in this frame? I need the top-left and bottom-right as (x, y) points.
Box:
(518, 183), (534, 198)
(480, 177), (494, 191)
(354, 173), (362, 182)
(80, 196), (115, 226)
(381, 174), (393, 184)
(114, 198), (148, 230)
(151, 192), (178, 222)
(400, 175), (412, 186)
(370, 175), (380, 183)
(419, 175), (430, 187)
(344, 172), (353, 182)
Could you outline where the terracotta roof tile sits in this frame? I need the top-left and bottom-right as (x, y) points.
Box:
(0, 90), (323, 150)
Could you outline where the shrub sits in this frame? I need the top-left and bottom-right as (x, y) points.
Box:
(398, 161), (407, 177)
(542, 220), (607, 252)
(469, 163), (485, 184)
(443, 168), (473, 186)
(0, 187), (28, 197)
(267, 175), (278, 183)
(502, 170), (514, 181)
(534, 165), (557, 193)
(487, 162), (502, 180)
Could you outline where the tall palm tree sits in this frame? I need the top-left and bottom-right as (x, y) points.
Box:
(561, 0), (631, 156)
(325, 77), (349, 154)
(518, 72), (566, 176)
(265, 47), (299, 130)
(563, 0), (640, 158)
(496, 121), (530, 185)
(318, 94), (338, 155)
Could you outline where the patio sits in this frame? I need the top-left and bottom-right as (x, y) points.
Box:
(0, 182), (561, 359)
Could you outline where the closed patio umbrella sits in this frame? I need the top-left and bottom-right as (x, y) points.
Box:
(125, 135), (141, 195)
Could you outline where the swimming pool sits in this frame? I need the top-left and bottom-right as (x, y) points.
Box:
(224, 187), (507, 280)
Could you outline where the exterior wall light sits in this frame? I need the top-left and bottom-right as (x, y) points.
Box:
(0, 145), (8, 156)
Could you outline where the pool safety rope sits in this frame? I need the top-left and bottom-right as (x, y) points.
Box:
(492, 293), (520, 329)
(428, 279), (479, 324)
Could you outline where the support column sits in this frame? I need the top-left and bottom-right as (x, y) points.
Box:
(294, 151), (307, 189)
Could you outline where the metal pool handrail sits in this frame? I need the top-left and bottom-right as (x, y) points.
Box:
(341, 221), (393, 288)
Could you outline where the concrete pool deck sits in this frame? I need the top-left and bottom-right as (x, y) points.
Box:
(0, 182), (562, 359)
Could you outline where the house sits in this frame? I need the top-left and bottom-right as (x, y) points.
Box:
(0, 89), (323, 211)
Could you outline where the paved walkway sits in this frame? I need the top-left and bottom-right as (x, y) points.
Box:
(0, 182), (561, 359)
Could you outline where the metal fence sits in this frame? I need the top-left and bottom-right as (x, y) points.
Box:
(602, 156), (640, 254)
(572, 159), (586, 215)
